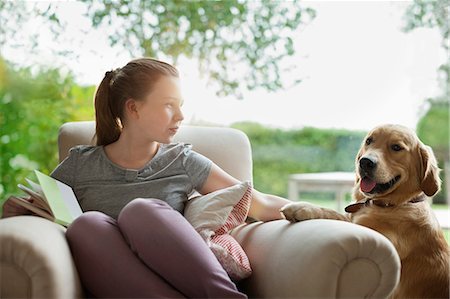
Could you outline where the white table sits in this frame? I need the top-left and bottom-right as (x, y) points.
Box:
(288, 172), (356, 211)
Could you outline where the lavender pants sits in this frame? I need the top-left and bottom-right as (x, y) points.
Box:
(66, 198), (247, 298)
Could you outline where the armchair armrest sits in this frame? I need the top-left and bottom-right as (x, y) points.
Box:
(231, 219), (400, 298)
(0, 216), (82, 299)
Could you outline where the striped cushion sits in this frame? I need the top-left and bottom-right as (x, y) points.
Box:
(211, 185), (252, 280)
(215, 185), (251, 234)
(210, 234), (251, 280)
(184, 181), (252, 280)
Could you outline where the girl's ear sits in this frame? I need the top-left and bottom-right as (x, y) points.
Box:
(419, 144), (441, 196)
(125, 98), (139, 119)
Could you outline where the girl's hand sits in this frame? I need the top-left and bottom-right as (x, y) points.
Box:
(1, 196), (34, 218)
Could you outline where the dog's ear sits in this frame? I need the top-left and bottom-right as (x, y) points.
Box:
(419, 144), (441, 196)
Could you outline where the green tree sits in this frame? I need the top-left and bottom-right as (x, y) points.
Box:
(404, 0), (450, 202)
(0, 58), (94, 202)
(0, 0), (315, 99)
(417, 98), (449, 161)
(416, 98), (449, 203)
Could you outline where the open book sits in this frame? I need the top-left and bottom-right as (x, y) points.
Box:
(10, 170), (83, 226)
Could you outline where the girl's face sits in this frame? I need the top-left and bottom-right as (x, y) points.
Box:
(131, 75), (184, 144)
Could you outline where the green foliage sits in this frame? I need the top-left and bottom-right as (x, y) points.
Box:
(0, 58), (94, 202)
(0, 1), (315, 99)
(417, 98), (449, 159)
(416, 98), (449, 203)
(231, 122), (366, 197)
(81, 0), (315, 98)
(84, 0), (315, 97)
(403, 0), (450, 203)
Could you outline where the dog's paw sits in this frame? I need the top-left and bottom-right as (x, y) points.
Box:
(280, 202), (324, 222)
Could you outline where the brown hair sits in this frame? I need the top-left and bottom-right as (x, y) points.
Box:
(94, 58), (179, 146)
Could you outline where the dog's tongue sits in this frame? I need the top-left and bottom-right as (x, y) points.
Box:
(361, 177), (376, 193)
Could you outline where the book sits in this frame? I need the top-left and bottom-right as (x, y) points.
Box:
(10, 170), (83, 227)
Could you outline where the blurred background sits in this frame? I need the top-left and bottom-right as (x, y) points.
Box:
(0, 0), (448, 214)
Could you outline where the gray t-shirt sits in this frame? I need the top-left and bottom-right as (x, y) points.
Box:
(50, 143), (212, 219)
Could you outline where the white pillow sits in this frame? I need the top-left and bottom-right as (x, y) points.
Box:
(184, 181), (252, 280)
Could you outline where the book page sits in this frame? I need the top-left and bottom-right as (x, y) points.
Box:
(55, 179), (84, 219)
(17, 183), (52, 212)
(25, 178), (44, 196)
(35, 170), (83, 226)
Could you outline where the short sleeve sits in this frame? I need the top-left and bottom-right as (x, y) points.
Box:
(182, 144), (212, 191)
(50, 146), (80, 187)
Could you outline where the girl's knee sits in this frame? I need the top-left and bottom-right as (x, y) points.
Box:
(66, 211), (115, 242)
(118, 198), (170, 222)
(126, 198), (169, 210)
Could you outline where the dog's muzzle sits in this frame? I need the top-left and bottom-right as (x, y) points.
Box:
(359, 156), (377, 176)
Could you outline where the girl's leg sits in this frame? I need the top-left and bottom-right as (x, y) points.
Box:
(118, 198), (247, 299)
(66, 211), (185, 298)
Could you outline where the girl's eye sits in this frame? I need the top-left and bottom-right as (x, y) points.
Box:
(365, 137), (373, 146)
(391, 144), (403, 152)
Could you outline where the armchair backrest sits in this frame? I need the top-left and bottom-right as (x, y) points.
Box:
(58, 121), (253, 183)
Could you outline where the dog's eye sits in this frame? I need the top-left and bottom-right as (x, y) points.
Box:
(365, 137), (373, 146)
(391, 144), (403, 152)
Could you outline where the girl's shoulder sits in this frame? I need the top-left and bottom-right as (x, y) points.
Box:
(158, 142), (195, 158)
(157, 142), (210, 167)
(67, 145), (103, 161)
(51, 145), (102, 185)
(160, 142), (191, 151)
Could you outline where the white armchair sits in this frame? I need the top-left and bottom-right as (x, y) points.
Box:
(0, 121), (400, 298)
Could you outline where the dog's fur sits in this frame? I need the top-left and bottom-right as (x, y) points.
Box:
(281, 124), (450, 298)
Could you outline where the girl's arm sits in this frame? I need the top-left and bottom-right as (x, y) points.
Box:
(199, 163), (291, 222)
(249, 189), (291, 222)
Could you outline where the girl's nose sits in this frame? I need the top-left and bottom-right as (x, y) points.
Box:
(176, 107), (184, 122)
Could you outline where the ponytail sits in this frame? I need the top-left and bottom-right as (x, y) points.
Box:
(94, 70), (122, 146)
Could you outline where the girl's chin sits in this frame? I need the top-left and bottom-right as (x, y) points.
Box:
(158, 136), (174, 144)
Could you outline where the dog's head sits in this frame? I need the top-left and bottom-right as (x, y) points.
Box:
(353, 124), (441, 203)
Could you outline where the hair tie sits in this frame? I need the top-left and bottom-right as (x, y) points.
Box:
(105, 70), (114, 78)
(105, 69), (118, 87)
(105, 68), (121, 86)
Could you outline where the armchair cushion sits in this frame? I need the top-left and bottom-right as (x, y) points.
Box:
(232, 219), (400, 298)
(0, 216), (82, 299)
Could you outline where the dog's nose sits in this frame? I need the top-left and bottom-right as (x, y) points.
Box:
(360, 156), (377, 172)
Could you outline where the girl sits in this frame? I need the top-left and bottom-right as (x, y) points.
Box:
(4, 58), (291, 298)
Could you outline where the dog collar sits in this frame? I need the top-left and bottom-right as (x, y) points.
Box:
(344, 194), (427, 213)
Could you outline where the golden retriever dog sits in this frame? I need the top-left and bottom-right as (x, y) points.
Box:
(281, 124), (449, 299)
